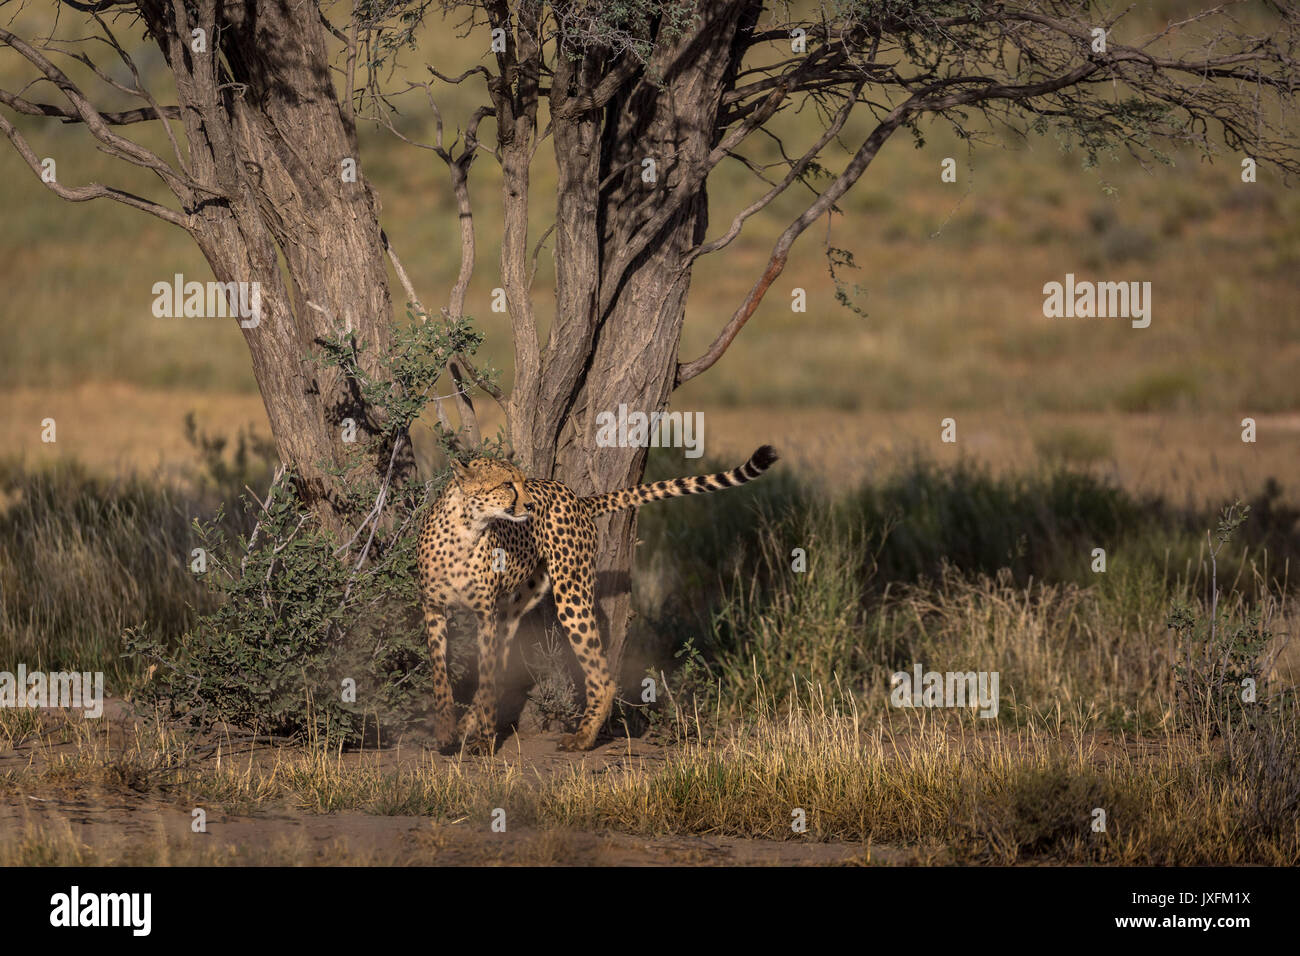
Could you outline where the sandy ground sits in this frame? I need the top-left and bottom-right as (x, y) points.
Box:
(0, 696), (1185, 866)
(0, 799), (890, 866)
(0, 698), (903, 866)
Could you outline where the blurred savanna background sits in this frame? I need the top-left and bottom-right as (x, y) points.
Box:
(0, 0), (1298, 865)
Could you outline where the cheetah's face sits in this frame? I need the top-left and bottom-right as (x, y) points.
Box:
(451, 458), (532, 524)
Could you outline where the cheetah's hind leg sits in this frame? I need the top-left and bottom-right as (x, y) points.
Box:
(422, 601), (458, 752)
(550, 562), (613, 751)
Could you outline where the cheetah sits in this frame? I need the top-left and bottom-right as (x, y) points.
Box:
(416, 445), (780, 752)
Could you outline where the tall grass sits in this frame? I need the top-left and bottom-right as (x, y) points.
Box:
(0, 459), (210, 681)
(636, 450), (1297, 731)
(0, 418), (272, 681)
(555, 688), (1300, 864)
(3, 447), (1295, 716)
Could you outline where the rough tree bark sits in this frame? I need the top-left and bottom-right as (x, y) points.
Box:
(509, 1), (762, 679)
(1, 1), (407, 530)
(147, 0), (407, 530)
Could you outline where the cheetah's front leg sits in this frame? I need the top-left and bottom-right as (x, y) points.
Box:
(422, 602), (457, 750)
(458, 605), (502, 752)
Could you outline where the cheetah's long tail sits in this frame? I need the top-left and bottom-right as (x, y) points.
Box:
(580, 445), (779, 517)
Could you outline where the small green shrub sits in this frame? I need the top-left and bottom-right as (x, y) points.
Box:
(126, 315), (489, 745)
(952, 762), (1113, 863)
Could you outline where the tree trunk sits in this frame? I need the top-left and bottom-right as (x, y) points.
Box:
(517, 1), (759, 680)
(136, 0), (404, 530)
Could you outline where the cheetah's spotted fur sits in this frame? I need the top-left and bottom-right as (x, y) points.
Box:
(417, 445), (779, 751)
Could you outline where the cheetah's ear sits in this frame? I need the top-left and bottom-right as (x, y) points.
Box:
(450, 459), (471, 485)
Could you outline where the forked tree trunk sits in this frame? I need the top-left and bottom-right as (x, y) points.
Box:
(144, 0), (752, 685)
(133, 0), (748, 686)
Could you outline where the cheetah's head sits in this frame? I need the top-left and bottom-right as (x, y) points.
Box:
(449, 457), (532, 525)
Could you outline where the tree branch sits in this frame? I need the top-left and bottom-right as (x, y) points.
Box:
(688, 82), (862, 264)
(0, 89), (180, 125)
(0, 24), (218, 202)
(676, 101), (910, 386)
(0, 109), (190, 228)
(598, 44), (851, 318)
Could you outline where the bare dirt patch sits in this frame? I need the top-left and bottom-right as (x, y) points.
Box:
(0, 797), (898, 865)
(0, 698), (907, 865)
